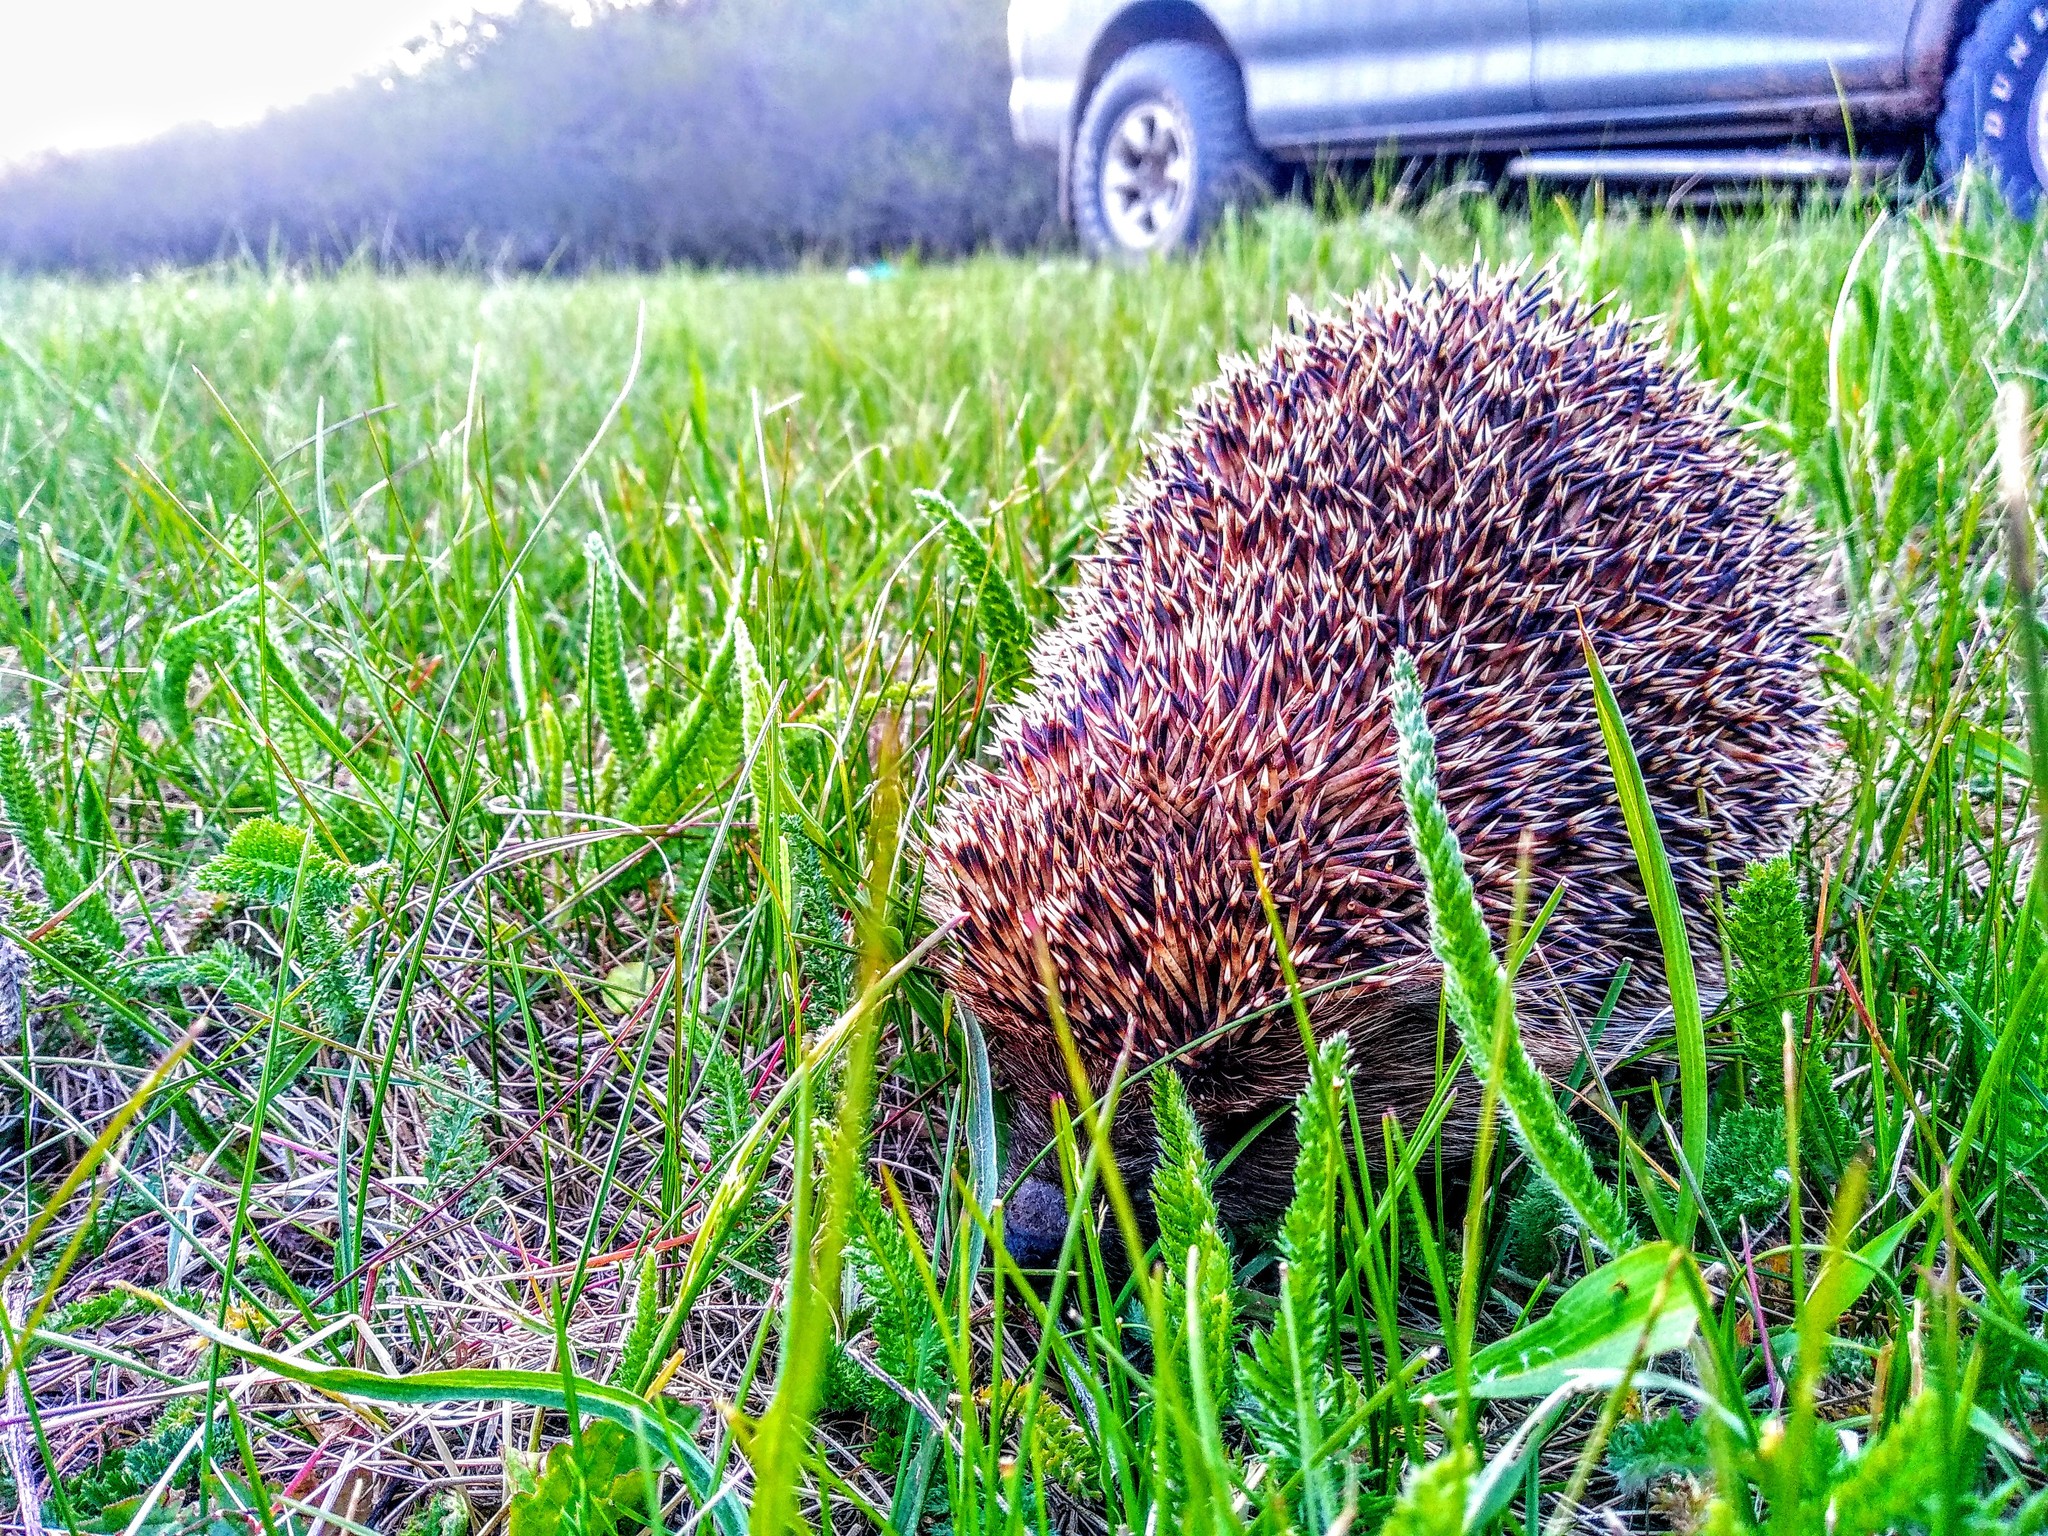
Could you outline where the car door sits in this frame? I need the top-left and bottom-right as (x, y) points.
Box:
(1531, 0), (1922, 114)
(1215, 0), (1538, 148)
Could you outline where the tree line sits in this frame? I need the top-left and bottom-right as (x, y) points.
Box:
(0, 0), (1059, 273)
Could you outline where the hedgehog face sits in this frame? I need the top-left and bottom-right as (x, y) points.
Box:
(992, 1057), (1163, 1271)
(989, 979), (1449, 1271)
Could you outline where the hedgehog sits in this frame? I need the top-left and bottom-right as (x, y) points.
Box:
(925, 266), (1823, 1268)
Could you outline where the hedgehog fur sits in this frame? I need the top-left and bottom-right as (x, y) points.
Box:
(925, 266), (1823, 1266)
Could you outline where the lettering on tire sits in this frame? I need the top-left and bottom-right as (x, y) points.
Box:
(1988, 19), (2048, 143)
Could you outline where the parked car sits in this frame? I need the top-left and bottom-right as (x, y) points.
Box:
(1008, 0), (2045, 256)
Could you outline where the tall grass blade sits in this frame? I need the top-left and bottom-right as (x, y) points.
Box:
(1577, 633), (1708, 1243)
(745, 736), (897, 1536)
(1999, 380), (2048, 913)
(131, 1287), (745, 1534)
(1390, 650), (1634, 1253)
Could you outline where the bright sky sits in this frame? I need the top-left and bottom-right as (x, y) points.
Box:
(0, 0), (513, 168)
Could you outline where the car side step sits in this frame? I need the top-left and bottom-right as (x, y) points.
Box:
(1505, 148), (1899, 184)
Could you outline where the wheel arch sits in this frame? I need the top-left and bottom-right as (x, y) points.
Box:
(1918, 0), (2000, 95)
(1076, 1), (1242, 115)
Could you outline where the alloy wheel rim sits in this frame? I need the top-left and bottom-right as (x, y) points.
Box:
(1101, 97), (1194, 251)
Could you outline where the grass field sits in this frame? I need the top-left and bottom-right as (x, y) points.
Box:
(0, 180), (2045, 1535)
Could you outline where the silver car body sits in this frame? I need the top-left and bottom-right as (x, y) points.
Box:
(1011, 0), (1965, 162)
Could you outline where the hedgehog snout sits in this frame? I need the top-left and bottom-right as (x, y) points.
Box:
(1001, 1175), (1069, 1269)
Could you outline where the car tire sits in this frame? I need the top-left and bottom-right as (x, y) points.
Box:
(1936, 0), (2048, 217)
(1071, 41), (1271, 259)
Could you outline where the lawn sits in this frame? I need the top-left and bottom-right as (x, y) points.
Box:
(0, 183), (2042, 1534)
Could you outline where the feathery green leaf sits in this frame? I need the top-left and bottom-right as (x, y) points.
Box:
(1151, 1067), (1235, 1486)
(789, 820), (851, 1021)
(196, 817), (363, 915)
(1726, 857), (1810, 1074)
(621, 615), (741, 824)
(613, 1248), (662, 1395)
(585, 531), (646, 764)
(1238, 1035), (1349, 1514)
(1828, 1388), (1950, 1536)
(422, 1058), (493, 1213)
(1380, 1442), (1475, 1536)
(0, 718), (118, 947)
(734, 610), (774, 818)
(151, 587), (255, 741)
(918, 489), (1031, 693)
(1701, 1103), (1791, 1229)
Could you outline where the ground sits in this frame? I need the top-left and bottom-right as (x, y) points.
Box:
(0, 182), (2041, 1534)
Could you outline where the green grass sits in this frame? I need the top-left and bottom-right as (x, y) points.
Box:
(0, 178), (2045, 1533)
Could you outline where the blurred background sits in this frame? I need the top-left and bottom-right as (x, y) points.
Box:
(0, 0), (1056, 272)
(0, 0), (2033, 272)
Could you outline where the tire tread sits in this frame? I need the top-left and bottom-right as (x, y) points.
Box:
(1936, 0), (2048, 214)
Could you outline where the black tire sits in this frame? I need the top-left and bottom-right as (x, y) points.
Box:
(1070, 40), (1271, 259)
(1936, 0), (2048, 217)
